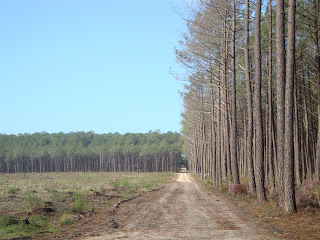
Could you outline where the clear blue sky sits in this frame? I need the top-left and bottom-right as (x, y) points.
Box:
(0, 0), (187, 135)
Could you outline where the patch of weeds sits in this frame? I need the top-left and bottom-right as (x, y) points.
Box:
(19, 217), (30, 226)
(72, 192), (86, 213)
(241, 177), (249, 185)
(100, 187), (106, 195)
(141, 181), (152, 190)
(22, 190), (44, 211)
(235, 194), (243, 201)
(106, 202), (112, 207)
(0, 215), (17, 227)
(0, 215), (51, 238)
(7, 187), (19, 194)
(60, 214), (74, 226)
(219, 182), (229, 194)
(111, 180), (120, 189)
(120, 177), (132, 188)
(28, 215), (49, 228)
(204, 179), (213, 190)
(128, 188), (138, 195)
(57, 205), (72, 215)
(0, 224), (21, 236)
(51, 190), (69, 203)
(44, 186), (56, 193)
(117, 192), (132, 199)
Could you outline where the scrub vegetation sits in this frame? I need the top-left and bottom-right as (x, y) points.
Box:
(0, 171), (173, 239)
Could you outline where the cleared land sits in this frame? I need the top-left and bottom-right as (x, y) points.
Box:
(0, 172), (173, 239)
(77, 173), (276, 240)
(1, 172), (318, 240)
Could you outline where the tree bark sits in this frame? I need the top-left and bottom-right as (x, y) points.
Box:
(276, 0), (286, 206)
(268, 0), (276, 195)
(254, 0), (266, 202)
(230, 0), (240, 184)
(314, 0), (320, 182)
(245, 0), (256, 194)
(283, 0), (297, 213)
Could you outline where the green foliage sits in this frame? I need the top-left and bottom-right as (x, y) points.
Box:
(7, 187), (19, 194)
(241, 177), (249, 185)
(0, 215), (52, 238)
(204, 179), (213, 190)
(111, 181), (120, 189)
(51, 190), (69, 203)
(44, 186), (56, 193)
(0, 172), (174, 239)
(219, 182), (229, 194)
(141, 181), (152, 190)
(60, 214), (74, 226)
(0, 215), (16, 227)
(0, 131), (183, 173)
(99, 187), (106, 195)
(22, 191), (44, 211)
(28, 216), (49, 228)
(57, 205), (72, 215)
(120, 177), (132, 188)
(72, 192), (86, 213)
(235, 194), (243, 201)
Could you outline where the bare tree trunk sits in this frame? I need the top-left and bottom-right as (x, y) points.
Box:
(217, 61), (222, 186)
(294, 60), (302, 186)
(276, 0), (286, 206)
(268, 0), (276, 195)
(210, 64), (217, 186)
(245, 0), (256, 194)
(314, 0), (320, 182)
(283, 0), (297, 213)
(303, 79), (312, 183)
(254, 0), (266, 202)
(221, 28), (227, 180)
(230, 0), (240, 184)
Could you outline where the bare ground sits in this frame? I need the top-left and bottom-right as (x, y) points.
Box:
(53, 173), (277, 240)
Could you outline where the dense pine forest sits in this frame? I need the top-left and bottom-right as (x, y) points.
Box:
(177, 0), (320, 213)
(0, 131), (183, 174)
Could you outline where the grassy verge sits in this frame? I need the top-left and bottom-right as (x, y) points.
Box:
(0, 172), (174, 239)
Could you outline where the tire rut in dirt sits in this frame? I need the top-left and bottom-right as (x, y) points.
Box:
(82, 174), (275, 240)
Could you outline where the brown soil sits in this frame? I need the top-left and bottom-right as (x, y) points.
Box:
(47, 173), (278, 240)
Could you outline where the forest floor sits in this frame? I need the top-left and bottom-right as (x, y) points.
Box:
(226, 182), (320, 240)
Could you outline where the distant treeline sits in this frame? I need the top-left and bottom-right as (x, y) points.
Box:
(0, 131), (183, 173)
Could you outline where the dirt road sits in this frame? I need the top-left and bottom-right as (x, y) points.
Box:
(78, 173), (275, 240)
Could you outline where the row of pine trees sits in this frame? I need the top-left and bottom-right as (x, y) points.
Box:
(177, 0), (319, 213)
(0, 131), (183, 174)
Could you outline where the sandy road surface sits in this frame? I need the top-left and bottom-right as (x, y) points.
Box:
(81, 173), (275, 240)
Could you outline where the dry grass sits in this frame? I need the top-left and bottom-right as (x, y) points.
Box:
(227, 183), (320, 240)
(0, 171), (174, 239)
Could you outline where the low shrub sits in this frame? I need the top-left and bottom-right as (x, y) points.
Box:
(120, 177), (132, 188)
(0, 215), (16, 227)
(60, 214), (74, 226)
(111, 181), (120, 189)
(72, 192), (86, 213)
(23, 191), (44, 211)
(7, 187), (19, 194)
(28, 216), (49, 228)
(51, 190), (69, 203)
